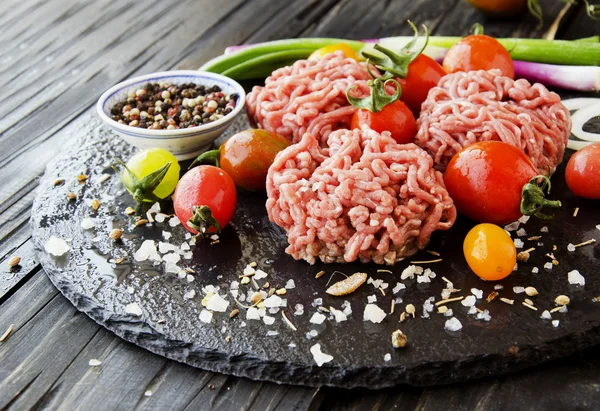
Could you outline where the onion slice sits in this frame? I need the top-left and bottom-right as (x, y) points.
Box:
(563, 98), (600, 150)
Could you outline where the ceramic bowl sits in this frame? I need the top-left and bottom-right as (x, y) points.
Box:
(96, 70), (246, 160)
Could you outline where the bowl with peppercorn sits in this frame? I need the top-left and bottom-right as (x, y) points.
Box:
(96, 70), (246, 160)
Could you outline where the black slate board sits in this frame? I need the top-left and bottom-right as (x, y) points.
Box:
(31, 115), (600, 389)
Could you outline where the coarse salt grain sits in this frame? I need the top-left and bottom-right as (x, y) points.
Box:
(568, 270), (585, 286)
(518, 215), (530, 224)
(541, 310), (552, 320)
(392, 282), (406, 294)
(44, 236), (70, 256)
(516, 228), (527, 237)
(263, 315), (275, 325)
(310, 343), (333, 367)
(567, 243), (576, 252)
(246, 307), (261, 320)
(310, 312), (327, 325)
(552, 320), (560, 327)
(162, 231), (172, 240)
(544, 262), (553, 270)
(363, 304), (386, 323)
(401, 265), (421, 280)
(367, 295), (377, 303)
(285, 279), (295, 289)
(494, 284), (504, 290)
(467, 305), (478, 315)
(81, 218), (95, 230)
(504, 221), (520, 231)
(134, 240), (158, 262)
(184, 289), (196, 300)
(88, 359), (102, 367)
(444, 308), (453, 317)
(124, 302), (142, 316)
(532, 267), (539, 273)
(384, 353), (391, 362)
(206, 294), (229, 312)
(254, 269), (268, 280)
(199, 309), (213, 323)
(461, 295), (476, 307)
(263, 295), (283, 308)
(294, 304), (304, 316)
(540, 226), (549, 233)
(306, 329), (318, 339)
(476, 309), (491, 322)
(330, 307), (348, 322)
(266, 331), (278, 337)
(471, 288), (483, 299)
(513, 286), (525, 294)
(243, 265), (255, 275)
(312, 298), (323, 307)
(168, 216), (180, 227)
(513, 238), (524, 249)
(445, 317), (462, 332)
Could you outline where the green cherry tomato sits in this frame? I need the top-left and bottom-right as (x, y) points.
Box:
(122, 148), (180, 201)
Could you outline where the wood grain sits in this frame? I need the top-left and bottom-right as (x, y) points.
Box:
(0, 0), (598, 409)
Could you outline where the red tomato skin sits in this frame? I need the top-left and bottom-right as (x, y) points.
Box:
(565, 142), (600, 199)
(173, 165), (237, 234)
(350, 100), (417, 144)
(397, 54), (446, 116)
(444, 141), (537, 225)
(442, 34), (514, 79)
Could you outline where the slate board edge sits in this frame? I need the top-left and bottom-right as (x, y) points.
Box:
(30, 164), (600, 390)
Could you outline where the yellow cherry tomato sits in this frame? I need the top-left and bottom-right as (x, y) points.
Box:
(463, 223), (516, 281)
(123, 148), (180, 201)
(308, 44), (360, 61)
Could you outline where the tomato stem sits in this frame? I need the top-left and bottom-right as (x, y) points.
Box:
(189, 149), (220, 169)
(520, 175), (561, 219)
(187, 205), (221, 237)
(470, 23), (485, 36)
(112, 158), (172, 204)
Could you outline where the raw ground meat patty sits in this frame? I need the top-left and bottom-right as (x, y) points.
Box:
(266, 126), (457, 265)
(416, 69), (571, 174)
(246, 51), (371, 145)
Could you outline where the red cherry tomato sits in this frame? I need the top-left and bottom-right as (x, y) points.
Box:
(173, 165), (237, 235)
(565, 142), (600, 199)
(442, 34), (514, 79)
(444, 141), (539, 225)
(350, 100), (417, 144)
(397, 54), (446, 116)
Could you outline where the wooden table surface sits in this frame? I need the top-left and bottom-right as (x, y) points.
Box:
(1, 0), (599, 409)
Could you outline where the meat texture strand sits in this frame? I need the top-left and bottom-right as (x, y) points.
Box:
(246, 51), (372, 144)
(266, 126), (457, 265)
(416, 69), (571, 174)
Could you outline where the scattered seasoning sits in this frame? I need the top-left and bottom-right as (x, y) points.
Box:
(67, 192), (77, 200)
(90, 199), (101, 211)
(500, 297), (515, 305)
(99, 174), (111, 183)
(438, 305), (449, 314)
(508, 346), (520, 355)
(210, 240), (220, 246)
(240, 277), (250, 285)
(487, 291), (499, 302)
(262, 282), (270, 289)
(517, 247), (535, 263)
(391, 329), (408, 348)
(282, 311), (297, 331)
(249, 261), (258, 268)
(409, 258), (442, 264)
(524, 298), (534, 306)
(377, 269), (393, 274)
(275, 288), (287, 295)
(522, 302), (538, 311)
(109, 82), (239, 129)
(268, 288), (275, 297)
(550, 306), (566, 314)
(400, 312), (407, 322)
(574, 239), (596, 248)
(229, 309), (239, 319)
(554, 295), (570, 306)
(125, 207), (136, 215)
(390, 299), (395, 314)
(0, 324), (14, 342)
(53, 178), (64, 186)
(427, 250), (441, 257)
(527, 236), (542, 241)
(115, 257), (126, 265)
(225, 335), (231, 342)
(77, 174), (88, 183)
(8, 256), (21, 268)
(405, 304), (416, 318)
(135, 219), (149, 227)
(326, 272), (367, 296)
(434, 296), (464, 307)
(525, 287), (539, 297)
(208, 384), (215, 390)
(573, 207), (579, 217)
(250, 292), (263, 305)
(88, 359), (102, 367)
(315, 270), (326, 279)
(109, 229), (123, 240)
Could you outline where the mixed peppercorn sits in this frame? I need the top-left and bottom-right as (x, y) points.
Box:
(110, 82), (238, 130)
